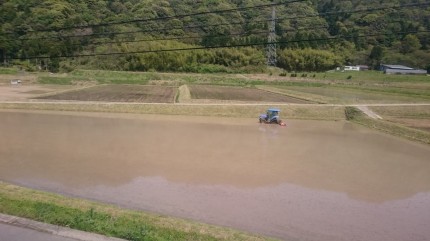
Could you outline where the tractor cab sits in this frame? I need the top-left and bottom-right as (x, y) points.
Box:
(259, 108), (281, 124)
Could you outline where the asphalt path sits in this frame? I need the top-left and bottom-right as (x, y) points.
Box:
(0, 214), (126, 241)
(0, 223), (79, 241)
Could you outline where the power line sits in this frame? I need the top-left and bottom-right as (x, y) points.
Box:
(13, 0), (305, 33)
(11, 30), (430, 60)
(13, 17), (407, 47)
(267, 7), (277, 66)
(47, 25), (330, 47)
(293, 2), (430, 20)
(64, 32), (268, 46)
(14, 2), (429, 42)
(28, 20), (392, 49)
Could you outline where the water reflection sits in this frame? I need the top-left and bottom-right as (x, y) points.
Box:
(19, 175), (430, 241)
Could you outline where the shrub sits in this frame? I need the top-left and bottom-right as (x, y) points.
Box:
(345, 107), (361, 120)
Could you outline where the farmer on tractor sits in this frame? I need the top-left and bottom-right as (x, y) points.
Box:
(259, 108), (286, 126)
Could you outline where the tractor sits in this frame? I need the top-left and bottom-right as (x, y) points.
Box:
(259, 108), (286, 126)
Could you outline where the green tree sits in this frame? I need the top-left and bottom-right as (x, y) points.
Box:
(401, 34), (422, 54)
(278, 48), (342, 72)
(368, 45), (384, 69)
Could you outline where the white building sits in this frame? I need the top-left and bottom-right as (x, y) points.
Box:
(344, 66), (360, 71)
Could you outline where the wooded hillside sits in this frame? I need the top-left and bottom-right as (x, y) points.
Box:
(1, 0), (429, 73)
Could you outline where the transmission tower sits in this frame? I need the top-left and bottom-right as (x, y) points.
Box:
(266, 7), (277, 66)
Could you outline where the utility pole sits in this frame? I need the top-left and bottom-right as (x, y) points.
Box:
(266, 7), (277, 66)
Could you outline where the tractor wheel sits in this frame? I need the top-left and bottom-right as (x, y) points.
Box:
(271, 118), (279, 124)
(259, 118), (263, 123)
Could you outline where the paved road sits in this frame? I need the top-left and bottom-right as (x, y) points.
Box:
(0, 223), (78, 241)
(0, 214), (126, 241)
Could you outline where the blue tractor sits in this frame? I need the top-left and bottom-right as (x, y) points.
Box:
(259, 108), (285, 125)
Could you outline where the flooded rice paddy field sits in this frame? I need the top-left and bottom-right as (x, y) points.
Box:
(1, 110), (430, 241)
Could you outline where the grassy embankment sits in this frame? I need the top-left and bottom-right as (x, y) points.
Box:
(0, 102), (345, 120)
(0, 182), (275, 241)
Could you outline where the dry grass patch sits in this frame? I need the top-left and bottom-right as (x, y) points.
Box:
(177, 85), (191, 103)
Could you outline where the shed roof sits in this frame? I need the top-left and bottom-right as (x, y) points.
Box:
(381, 65), (414, 70)
(385, 69), (427, 75)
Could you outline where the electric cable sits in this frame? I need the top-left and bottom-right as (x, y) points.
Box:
(13, 2), (428, 42)
(10, 30), (429, 60)
(11, 0), (305, 33)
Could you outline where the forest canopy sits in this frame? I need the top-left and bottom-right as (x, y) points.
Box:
(1, 0), (429, 73)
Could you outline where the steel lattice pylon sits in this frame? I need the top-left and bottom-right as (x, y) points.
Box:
(266, 7), (277, 66)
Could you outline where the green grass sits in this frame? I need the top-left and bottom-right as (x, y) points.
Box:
(70, 70), (154, 84)
(0, 182), (274, 241)
(0, 67), (18, 75)
(38, 76), (76, 85)
(36, 70), (153, 85)
(315, 70), (430, 83)
(47, 70), (265, 87)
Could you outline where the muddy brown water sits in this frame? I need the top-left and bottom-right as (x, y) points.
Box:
(1, 110), (430, 241)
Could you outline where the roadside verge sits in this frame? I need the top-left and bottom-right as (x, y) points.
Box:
(0, 182), (276, 241)
(0, 213), (126, 241)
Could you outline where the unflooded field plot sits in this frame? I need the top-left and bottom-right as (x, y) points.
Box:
(371, 106), (430, 133)
(270, 86), (430, 104)
(38, 85), (176, 103)
(0, 85), (77, 101)
(385, 117), (430, 132)
(189, 85), (310, 103)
